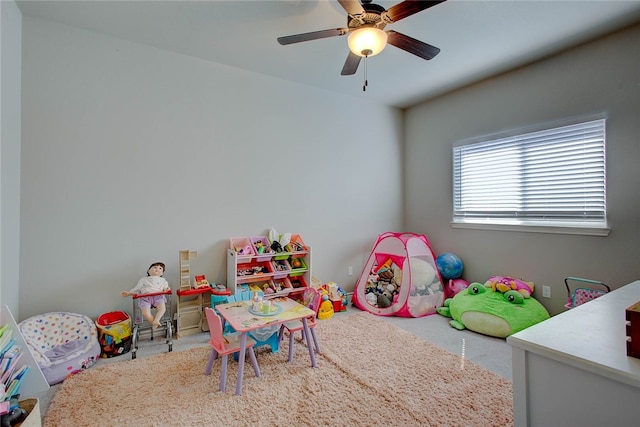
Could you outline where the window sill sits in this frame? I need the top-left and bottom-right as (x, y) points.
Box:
(450, 220), (610, 237)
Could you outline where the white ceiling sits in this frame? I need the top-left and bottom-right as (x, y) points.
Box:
(16, 0), (640, 108)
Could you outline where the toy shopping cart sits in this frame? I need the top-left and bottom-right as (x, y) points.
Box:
(564, 276), (610, 309)
(130, 289), (173, 359)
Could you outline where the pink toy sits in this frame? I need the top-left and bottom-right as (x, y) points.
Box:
(236, 245), (252, 255)
(445, 278), (469, 299)
(485, 275), (534, 298)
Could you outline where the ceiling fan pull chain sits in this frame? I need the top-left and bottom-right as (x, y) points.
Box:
(363, 55), (368, 92)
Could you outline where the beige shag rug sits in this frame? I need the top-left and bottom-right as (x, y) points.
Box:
(44, 312), (513, 426)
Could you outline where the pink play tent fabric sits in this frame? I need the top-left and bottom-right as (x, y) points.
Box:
(353, 232), (444, 317)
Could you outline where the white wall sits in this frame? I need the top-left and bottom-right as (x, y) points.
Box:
(0, 0), (22, 316)
(19, 17), (403, 321)
(18, 14), (639, 321)
(404, 23), (640, 315)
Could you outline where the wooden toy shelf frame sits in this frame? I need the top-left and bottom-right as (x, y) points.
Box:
(226, 241), (312, 298)
(176, 250), (210, 338)
(176, 250), (231, 338)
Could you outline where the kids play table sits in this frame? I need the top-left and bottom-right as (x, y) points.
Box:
(216, 296), (318, 395)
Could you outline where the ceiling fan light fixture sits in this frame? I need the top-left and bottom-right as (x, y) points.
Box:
(348, 27), (388, 57)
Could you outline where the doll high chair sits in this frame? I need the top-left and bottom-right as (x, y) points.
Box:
(129, 289), (173, 359)
(564, 276), (610, 309)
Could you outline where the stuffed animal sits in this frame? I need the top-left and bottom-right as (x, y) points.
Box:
(409, 258), (437, 289)
(485, 275), (534, 298)
(437, 282), (550, 338)
(363, 258), (401, 308)
(445, 278), (469, 299)
(365, 292), (378, 306)
(268, 227), (291, 253)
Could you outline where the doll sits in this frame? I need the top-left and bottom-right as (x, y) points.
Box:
(121, 262), (170, 328)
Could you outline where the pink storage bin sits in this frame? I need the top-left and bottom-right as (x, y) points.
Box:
(271, 258), (291, 279)
(272, 277), (293, 293)
(250, 236), (274, 262)
(230, 237), (255, 263)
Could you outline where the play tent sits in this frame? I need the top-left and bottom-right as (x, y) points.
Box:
(353, 232), (444, 317)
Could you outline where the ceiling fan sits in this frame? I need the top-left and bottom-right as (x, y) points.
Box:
(277, 0), (447, 76)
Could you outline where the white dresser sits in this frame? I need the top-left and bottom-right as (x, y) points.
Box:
(507, 280), (640, 427)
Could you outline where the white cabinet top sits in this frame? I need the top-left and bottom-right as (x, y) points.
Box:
(507, 280), (640, 389)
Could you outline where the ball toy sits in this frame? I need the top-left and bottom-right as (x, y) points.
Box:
(436, 253), (464, 280)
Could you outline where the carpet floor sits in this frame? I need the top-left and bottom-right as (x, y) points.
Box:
(43, 311), (513, 426)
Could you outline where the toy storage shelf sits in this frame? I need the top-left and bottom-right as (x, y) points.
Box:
(176, 288), (210, 338)
(0, 305), (50, 397)
(176, 250), (232, 338)
(226, 238), (311, 298)
(176, 250), (209, 338)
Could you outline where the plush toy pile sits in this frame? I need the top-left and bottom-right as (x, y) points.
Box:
(437, 277), (550, 338)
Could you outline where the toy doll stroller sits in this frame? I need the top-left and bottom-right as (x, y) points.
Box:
(564, 276), (611, 309)
(130, 290), (173, 359)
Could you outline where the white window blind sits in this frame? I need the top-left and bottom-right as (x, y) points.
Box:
(453, 118), (607, 232)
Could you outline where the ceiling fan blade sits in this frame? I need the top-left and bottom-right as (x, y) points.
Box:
(387, 30), (440, 60)
(341, 51), (362, 75)
(385, 0), (446, 23)
(277, 28), (347, 45)
(338, 0), (365, 16)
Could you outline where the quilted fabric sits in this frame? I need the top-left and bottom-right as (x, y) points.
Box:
(19, 312), (100, 385)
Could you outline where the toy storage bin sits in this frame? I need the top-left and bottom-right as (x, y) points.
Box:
(271, 258), (291, 279)
(237, 283), (251, 293)
(267, 235), (291, 259)
(288, 234), (308, 253)
(230, 237), (255, 263)
(17, 398), (41, 427)
(250, 236), (274, 262)
(235, 260), (274, 282)
(251, 279), (284, 296)
(273, 252), (290, 261)
(96, 311), (132, 358)
(246, 280), (272, 293)
(289, 275), (308, 289)
(288, 257), (308, 276)
(271, 277), (293, 293)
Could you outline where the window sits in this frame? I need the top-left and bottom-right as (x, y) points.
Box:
(452, 117), (608, 236)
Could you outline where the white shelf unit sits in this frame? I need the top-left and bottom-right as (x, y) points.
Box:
(226, 239), (311, 298)
(0, 305), (50, 396)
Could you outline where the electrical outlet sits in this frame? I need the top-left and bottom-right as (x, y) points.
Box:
(348, 266), (353, 276)
(542, 285), (551, 299)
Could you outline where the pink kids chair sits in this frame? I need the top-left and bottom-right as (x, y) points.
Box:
(278, 287), (322, 363)
(203, 307), (261, 395)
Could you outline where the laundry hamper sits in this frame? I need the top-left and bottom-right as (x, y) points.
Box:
(96, 311), (132, 358)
